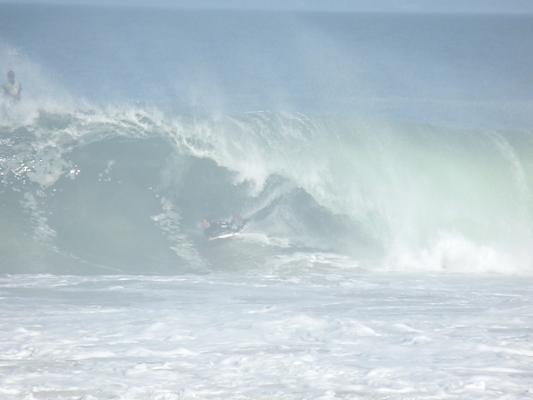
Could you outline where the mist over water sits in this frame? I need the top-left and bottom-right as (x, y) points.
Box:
(1, 4), (533, 275)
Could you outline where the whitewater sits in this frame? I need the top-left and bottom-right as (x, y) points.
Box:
(1, 3), (533, 399)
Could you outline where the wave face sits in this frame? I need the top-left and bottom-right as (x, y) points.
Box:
(1, 106), (532, 274)
(1, 5), (533, 274)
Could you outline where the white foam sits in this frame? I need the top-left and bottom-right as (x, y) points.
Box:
(387, 232), (531, 274)
(1, 273), (531, 399)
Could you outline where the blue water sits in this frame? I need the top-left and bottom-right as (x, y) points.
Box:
(2, 5), (533, 113)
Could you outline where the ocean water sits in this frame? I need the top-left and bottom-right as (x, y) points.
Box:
(1, 3), (533, 399)
(1, 273), (533, 399)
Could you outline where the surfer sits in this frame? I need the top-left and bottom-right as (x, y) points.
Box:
(200, 214), (246, 239)
(2, 70), (22, 102)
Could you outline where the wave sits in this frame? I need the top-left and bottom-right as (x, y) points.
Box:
(1, 98), (532, 275)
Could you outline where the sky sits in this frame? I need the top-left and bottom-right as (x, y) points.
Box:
(1, 0), (533, 14)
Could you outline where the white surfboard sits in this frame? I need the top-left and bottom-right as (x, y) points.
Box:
(208, 232), (240, 241)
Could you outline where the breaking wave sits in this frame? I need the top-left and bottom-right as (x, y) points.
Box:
(1, 99), (532, 275)
(2, 7), (533, 275)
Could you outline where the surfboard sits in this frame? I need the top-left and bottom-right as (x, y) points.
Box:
(208, 232), (240, 241)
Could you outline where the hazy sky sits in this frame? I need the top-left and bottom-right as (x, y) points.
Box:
(2, 0), (533, 14)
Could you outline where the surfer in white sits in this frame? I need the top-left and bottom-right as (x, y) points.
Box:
(2, 70), (22, 102)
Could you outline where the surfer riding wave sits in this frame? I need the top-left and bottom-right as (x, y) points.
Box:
(200, 215), (247, 240)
